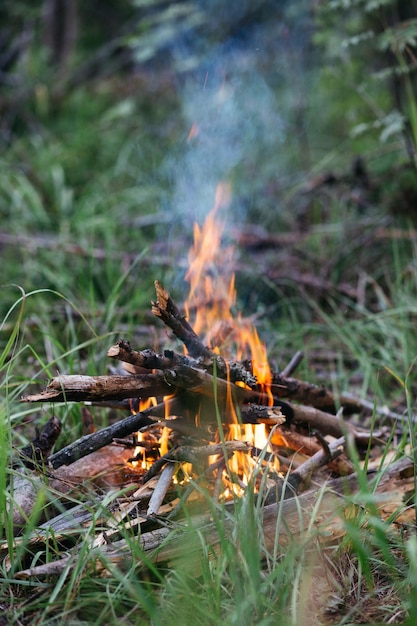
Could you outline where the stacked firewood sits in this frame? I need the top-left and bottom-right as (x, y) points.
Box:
(4, 280), (413, 579)
(20, 281), (390, 496)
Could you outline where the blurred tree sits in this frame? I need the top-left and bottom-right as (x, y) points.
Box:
(42, 0), (78, 71)
(314, 0), (417, 172)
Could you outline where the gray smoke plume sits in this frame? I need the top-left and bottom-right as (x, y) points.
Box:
(168, 40), (285, 232)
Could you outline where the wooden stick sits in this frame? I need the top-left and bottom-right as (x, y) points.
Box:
(280, 428), (354, 476)
(14, 456), (416, 580)
(21, 370), (374, 444)
(239, 404), (285, 425)
(152, 280), (213, 359)
(262, 436), (346, 504)
(142, 440), (252, 483)
(271, 373), (404, 421)
(22, 374), (173, 403)
(291, 436), (345, 484)
(147, 465), (177, 516)
(280, 351), (304, 377)
(47, 399), (176, 469)
(107, 341), (186, 370)
(21, 366), (252, 406)
(107, 339), (256, 387)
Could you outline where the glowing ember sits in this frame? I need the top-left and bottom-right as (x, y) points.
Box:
(131, 397), (170, 472)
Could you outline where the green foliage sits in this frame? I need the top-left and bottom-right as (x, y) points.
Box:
(314, 0), (417, 175)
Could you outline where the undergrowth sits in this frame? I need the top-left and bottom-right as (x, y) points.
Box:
(2, 238), (417, 624)
(2, 2), (417, 623)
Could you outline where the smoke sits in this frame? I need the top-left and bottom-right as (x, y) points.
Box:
(165, 17), (286, 230)
(176, 70), (283, 222)
(152, 3), (314, 299)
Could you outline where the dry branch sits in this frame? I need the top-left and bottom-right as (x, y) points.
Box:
(280, 350), (305, 377)
(22, 370), (374, 445)
(23, 374), (173, 403)
(152, 280), (213, 359)
(142, 440), (252, 483)
(281, 427), (354, 476)
(107, 341), (189, 370)
(47, 399), (173, 469)
(22, 366), (252, 406)
(272, 373), (404, 421)
(10, 445), (135, 529)
(107, 339), (256, 386)
(263, 436), (346, 504)
(147, 465), (177, 516)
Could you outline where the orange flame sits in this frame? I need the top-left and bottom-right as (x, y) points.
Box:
(185, 181), (273, 403)
(184, 183), (278, 494)
(130, 183), (279, 493)
(187, 122), (200, 141)
(185, 181), (233, 344)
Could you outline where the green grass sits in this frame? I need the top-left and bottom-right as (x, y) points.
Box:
(3, 306), (417, 620)
(2, 36), (417, 625)
(2, 262), (417, 624)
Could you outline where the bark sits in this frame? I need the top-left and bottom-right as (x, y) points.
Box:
(107, 339), (256, 386)
(21, 366), (253, 406)
(21, 371), (373, 445)
(272, 373), (404, 421)
(22, 373), (173, 403)
(9, 445), (135, 529)
(280, 427), (354, 476)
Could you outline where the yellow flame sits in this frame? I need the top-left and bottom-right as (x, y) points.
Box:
(184, 182), (273, 400)
(183, 183), (278, 494)
(131, 182), (278, 491)
(185, 182), (233, 340)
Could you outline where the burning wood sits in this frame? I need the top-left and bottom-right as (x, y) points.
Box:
(7, 193), (397, 580)
(19, 279), (376, 514)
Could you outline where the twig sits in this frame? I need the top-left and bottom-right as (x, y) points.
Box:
(152, 280), (213, 359)
(142, 440), (252, 483)
(272, 373), (404, 421)
(22, 374), (173, 403)
(147, 465), (177, 516)
(281, 427), (354, 476)
(280, 351), (304, 377)
(107, 340), (191, 370)
(107, 339), (256, 387)
(239, 404), (285, 425)
(291, 436), (345, 484)
(47, 399), (177, 469)
(263, 436), (346, 504)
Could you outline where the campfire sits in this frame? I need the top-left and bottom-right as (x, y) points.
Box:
(8, 185), (414, 579)
(20, 185), (355, 501)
